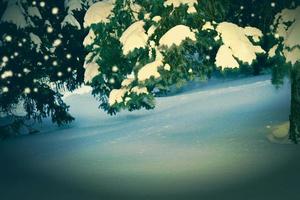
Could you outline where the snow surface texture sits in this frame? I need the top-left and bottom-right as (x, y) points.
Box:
(270, 6), (300, 65)
(208, 22), (265, 69)
(1, 76), (299, 200)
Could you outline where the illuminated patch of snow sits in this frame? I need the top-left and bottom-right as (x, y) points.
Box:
(121, 78), (134, 87)
(83, 29), (96, 47)
(108, 88), (128, 106)
(84, 0), (115, 28)
(120, 21), (148, 55)
(283, 48), (300, 65)
(159, 25), (196, 48)
(243, 26), (263, 42)
(129, 3), (141, 19)
(147, 25), (157, 37)
(272, 6), (300, 65)
(131, 86), (149, 95)
(187, 6), (197, 14)
(216, 22), (265, 67)
(202, 21), (214, 31)
(84, 62), (100, 84)
(152, 16), (162, 23)
(164, 63), (171, 71)
(138, 60), (163, 81)
(215, 45), (239, 69)
(268, 44), (279, 58)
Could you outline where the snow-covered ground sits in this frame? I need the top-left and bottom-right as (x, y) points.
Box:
(1, 75), (299, 200)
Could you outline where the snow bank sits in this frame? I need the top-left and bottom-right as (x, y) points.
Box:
(159, 25), (196, 48)
(120, 21), (148, 55)
(84, 0), (115, 28)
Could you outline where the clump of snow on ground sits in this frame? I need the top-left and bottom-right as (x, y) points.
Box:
(270, 6), (300, 65)
(210, 22), (265, 69)
(159, 25), (196, 48)
(267, 122), (291, 144)
(120, 21), (148, 55)
(83, 0), (115, 28)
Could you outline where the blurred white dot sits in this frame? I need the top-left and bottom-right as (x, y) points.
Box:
(24, 88), (31, 94)
(271, 2), (276, 7)
(52, 7), (59, 15)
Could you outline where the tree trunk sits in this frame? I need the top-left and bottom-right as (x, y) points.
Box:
(289, 66), (300, 143)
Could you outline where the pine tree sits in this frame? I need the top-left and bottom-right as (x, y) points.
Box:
(0, 0), (96, 137)
(83, 0), (266, 114)
(267, 4), (300, 143)
(84, 0), (300, 144)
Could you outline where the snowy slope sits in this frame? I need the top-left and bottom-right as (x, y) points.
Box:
(0, 76), (299, 200)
